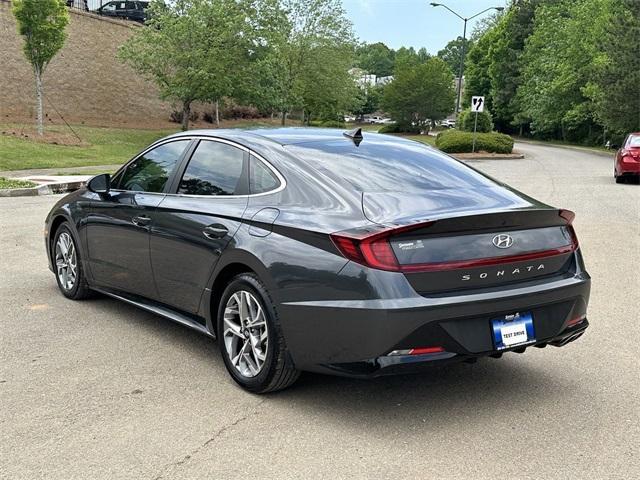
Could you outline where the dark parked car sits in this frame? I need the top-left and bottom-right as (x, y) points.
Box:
(45, 128), (590, 393)
(614, 132), (640, 183)
(96, 1), (148, 23)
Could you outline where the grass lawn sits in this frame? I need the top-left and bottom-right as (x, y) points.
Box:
(0, 177), (36, 189)
(396, 134), (437, 147)
(0, 121), (439, 173)
(0, 124), (176, 172)
(0, 119), (306, 172)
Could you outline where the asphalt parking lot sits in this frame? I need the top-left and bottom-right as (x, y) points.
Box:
(1, 142), (638, 479)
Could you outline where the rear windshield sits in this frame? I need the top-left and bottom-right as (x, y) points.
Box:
(286, 137), (497, 192)
(628, 136), (640, 147)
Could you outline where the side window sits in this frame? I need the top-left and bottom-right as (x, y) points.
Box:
(118, 140), (189, 193)
(178, 141), (246, 196)
(250, 155), (281, 194)
(101, 3), (116, 11)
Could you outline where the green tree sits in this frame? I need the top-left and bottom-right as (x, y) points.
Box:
(463, 13), (501, 111)
(382, 58), (455, 130)
(437, 36), (473, 75)
(119, 0), (257, 130)
(355, 42), (395, 76)
(12, 0), (69, 136)
(516, 0), (608, 141)
(394, 46), (420, 70)
(262, 0), (356, 125)
(590, 0), (640, 136)
(487, 0), (541, 132)
(352, 84), (383, 120)
(298, 42), (358, 123)
(417, 47), (430, 63)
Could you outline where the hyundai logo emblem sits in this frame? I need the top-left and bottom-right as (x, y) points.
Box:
(492, 234), (514, 249)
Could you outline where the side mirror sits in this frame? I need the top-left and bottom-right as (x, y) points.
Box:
(87, 173), (110, 195)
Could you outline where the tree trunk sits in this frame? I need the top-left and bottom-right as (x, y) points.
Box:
(215, 100), (220, 127)
(34, 66), (44, 136)
(181, 100), (191, 131)
(281, 111), (286, 126)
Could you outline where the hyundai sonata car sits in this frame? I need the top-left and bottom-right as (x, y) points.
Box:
(45, 128), (590, 393)
(614, 132), (640, 183)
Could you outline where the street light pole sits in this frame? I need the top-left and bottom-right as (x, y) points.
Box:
(430, 3), (504, 114)
(456, 18), (467, 116)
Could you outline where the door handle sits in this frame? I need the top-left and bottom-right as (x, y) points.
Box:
(203, 224), (228, 239)
(132, 215), (151, 227)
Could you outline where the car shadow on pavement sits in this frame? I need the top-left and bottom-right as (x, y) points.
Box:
(87, 295), (219, 361)
(266, 359), (575, 434)
(88, 294), (577, 433)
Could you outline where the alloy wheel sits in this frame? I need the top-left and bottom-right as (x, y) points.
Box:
(223, 290), (269, 378)
(55, 232), (77, 291)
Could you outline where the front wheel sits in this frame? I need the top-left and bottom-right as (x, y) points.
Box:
(217, 273), (299, 393)
(52, 223), (92, 300)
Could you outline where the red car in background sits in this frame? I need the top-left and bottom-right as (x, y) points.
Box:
(615, 133), (640, 183)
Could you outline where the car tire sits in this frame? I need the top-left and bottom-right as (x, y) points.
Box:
(52, 223), (93, 300)
(217, 273), (300, 393)
(615, 174), (625, 184)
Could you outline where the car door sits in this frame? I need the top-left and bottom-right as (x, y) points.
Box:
(85, 139), (191, 299)
(149, 139), (249, 314)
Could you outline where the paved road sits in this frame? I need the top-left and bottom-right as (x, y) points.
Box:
(1, 142), (638, 479)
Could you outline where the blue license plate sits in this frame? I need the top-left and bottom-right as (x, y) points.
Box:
(491, 312), (535, 350)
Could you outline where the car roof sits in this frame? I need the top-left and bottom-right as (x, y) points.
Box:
(163, 127), (416, 149)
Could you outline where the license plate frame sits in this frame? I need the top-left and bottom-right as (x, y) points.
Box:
(491, 311), (535, 350)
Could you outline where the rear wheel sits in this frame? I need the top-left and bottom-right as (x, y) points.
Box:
(217, 273), (299, 393)
(53, 223), (92, 300)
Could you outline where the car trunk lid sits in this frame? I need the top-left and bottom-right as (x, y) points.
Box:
(331, 191), (578, 294)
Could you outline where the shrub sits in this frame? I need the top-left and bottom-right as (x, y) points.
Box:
(202, 111), (215, 123)
(457, 108), (493, 133)
(435, 130), (514, 154)
(170, 109), (199, 124)
(308, 120), (346, 128)
(222, 103), (260, 120)
(320, 120), (346, 128)
(378, 123), (421, 134)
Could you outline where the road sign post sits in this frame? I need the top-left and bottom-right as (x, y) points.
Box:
(471, 96), (485, 153)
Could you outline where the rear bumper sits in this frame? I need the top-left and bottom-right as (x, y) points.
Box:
(324, 320), (588, 378)
(618, 158), (640, 174)
(278, 268), (590, 376)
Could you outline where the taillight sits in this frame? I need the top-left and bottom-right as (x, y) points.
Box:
(623, 149), (640, 158)
(566, 314), (586, 327)
(330, 221), (434, 272)
(559, 209), (579, 249)
(388, 346), (445, 356)
(559, 209), (575, 224)
(331, 212), (580, 273)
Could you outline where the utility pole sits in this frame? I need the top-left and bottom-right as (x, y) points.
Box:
(430, 3), (504, 114)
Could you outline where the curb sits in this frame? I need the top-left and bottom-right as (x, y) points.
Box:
(453, 153), (525, 161)
(0, 180), (87, 198)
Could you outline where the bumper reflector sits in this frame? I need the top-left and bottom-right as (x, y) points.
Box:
(388, 346), (445, 356)
(567, 314), (586, 327)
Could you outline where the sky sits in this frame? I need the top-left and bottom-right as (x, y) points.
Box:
(343, 0), (508, 54)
